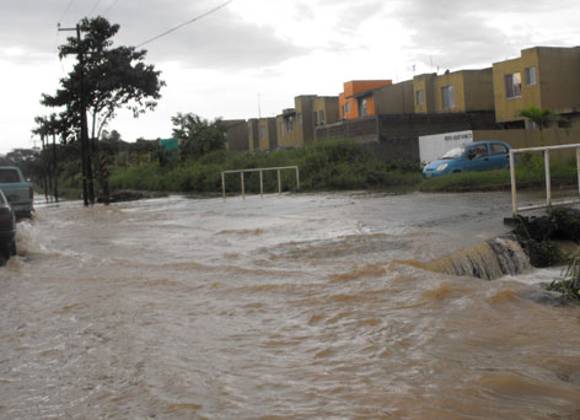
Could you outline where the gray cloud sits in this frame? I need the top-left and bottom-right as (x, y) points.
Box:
(0, 0), (308, 69)
(393, 0), (579, 70)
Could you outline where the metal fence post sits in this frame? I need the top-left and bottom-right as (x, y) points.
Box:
(577, 147), (580, 197)
(259, 170), (264, 198)
(509, 150), (517, 216)
(295, 166), (300, 191)
(221, 172), (226, 199)
(277, 169), (281, 194)
(545, 149), (551, 207)
(241, 171), (245, 200)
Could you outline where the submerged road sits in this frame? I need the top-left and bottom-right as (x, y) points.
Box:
(1, 191), (579, 419)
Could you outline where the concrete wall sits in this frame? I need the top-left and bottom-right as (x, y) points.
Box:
(413, 73), (437, 113)
(247, 119), (260, 152)
(374, 80), (414, 114)
(312, 96), (340, 128)
(259, 118), (278, 151)
(462, 69), (495, 112)
(223, 119), (249, 152)
(493, 47), (580, 123)
(473, 124), (580, 162)
(315, 112), (497, 162)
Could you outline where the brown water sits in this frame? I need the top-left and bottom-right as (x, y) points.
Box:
(1, 192), (580, 419)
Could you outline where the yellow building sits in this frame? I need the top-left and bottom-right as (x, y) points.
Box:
(248, 118), (277, 152)
(493, 46), (580, 126)
(413, 69), (494, 114)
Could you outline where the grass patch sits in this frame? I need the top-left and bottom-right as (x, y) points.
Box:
(109, 140), (422, 194)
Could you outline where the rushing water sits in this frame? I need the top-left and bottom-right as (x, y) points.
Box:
(1, 192), (580, 419)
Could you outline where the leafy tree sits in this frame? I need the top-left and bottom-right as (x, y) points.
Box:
(171, 113), (226, 160)
(42, 16), (165, 143)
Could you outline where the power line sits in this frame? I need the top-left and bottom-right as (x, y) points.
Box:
(58, 0), (76, 23)
(136, 0), (234, 48)
(88, 0), (104, 16)
(102, 0), (121, 17)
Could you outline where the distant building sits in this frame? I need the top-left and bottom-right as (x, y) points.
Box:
(492, 46), (580, 127)
(312, 96), (340, 129)
(413, 69), (494, 114)
(248, 118), (277, 152)
(338, 80), (392, 120)
(222, 119), (249, 152)
(277, 96), (316, 148)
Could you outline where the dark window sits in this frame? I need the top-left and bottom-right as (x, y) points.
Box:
(0, 169), (20, 183)
(505, 73), (522, 98)
(525, 67), (537, 86)
(359, 98), (369, 117)
(467, 144), (488, 159)
(415, 90), (425, 106)
(441, 85), (455, 110)
(490, 143), (508, 155)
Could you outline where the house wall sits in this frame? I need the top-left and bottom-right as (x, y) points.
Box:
(315, 112), (497, 162)
(462, 69), (495, 112)
(222, 119), (249, 152)
(276, 111), (302, 149)
(260, 118), (278, 151)
(493, 47), (580, 123)
(473, 124), (580, 162)
(413, 73), (437, 113)
(339, 80), (392, 120)
(312, 96), (340, 128)
(374, 80), (415, 114)
(247, 119), (260, 152)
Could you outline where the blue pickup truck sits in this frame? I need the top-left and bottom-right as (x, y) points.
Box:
(0, 166), (34, 218)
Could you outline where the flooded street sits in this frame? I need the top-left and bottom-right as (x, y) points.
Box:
(2, 191), (580, 419)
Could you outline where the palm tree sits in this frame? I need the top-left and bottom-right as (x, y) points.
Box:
(519, 106), (554, 130)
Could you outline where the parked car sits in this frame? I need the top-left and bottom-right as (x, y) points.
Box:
(0, 166), (33, 218)
(422, 140), (511, 178)
(0, 189), (16, 260)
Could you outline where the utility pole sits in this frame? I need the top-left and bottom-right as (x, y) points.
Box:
(58, 23), (94, 206)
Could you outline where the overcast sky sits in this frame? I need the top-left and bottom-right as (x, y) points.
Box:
(1, 0), (579, 153)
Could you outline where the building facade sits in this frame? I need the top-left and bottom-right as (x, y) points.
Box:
(338, 80), (392, 120)
(493, 46), (580, 126)
(222, 119), (249, 152)
(413, 69), (494, 114)
(247, 118), (277, 152)
(276, 95), (319, 148)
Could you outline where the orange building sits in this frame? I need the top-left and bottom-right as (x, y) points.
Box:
(338, 80), (392, 120)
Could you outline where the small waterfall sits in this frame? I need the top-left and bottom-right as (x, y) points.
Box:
(424, 237), (531, 280)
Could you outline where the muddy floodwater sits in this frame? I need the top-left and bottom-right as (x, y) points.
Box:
(2, 192), (580, 419)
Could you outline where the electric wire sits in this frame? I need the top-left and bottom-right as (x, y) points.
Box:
(58, 0), (76, 23)
(88, 0), (104, 16)
(135, 0), (234, 48)
(102, 0), (121, 17)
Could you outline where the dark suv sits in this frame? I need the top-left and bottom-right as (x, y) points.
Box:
(0, 189), (16, 261)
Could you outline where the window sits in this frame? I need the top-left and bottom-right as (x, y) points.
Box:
(467, 144), (488, 159)
(441, 85), (455, 110)
(313, 111), (318, 126)
(285, 116), (294, 133)
(359, 97), (369, 117)
(343, 102), (351, 117)
(490, 143), (508, 155)
(0, 169), (20, 183)
(415, 90), (425, 106)
(505, 73), (522, 98)
(318, 110), (325, 125)
(525, 66), (537, 86)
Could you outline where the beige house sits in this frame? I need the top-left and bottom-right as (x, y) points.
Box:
(276, 95), (319, 148)
(248, 118), (277, 152)
(413, 69), (494, 114)
(493, 46), (580, 126)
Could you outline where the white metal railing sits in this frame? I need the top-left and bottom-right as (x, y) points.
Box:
(510, 143), (580, 215)
(221, 166), (300, 199)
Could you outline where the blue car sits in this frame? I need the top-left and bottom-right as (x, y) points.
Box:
(422, 141), (511, 178)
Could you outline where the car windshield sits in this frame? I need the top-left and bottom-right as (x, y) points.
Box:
(441, 147), (465, 160)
